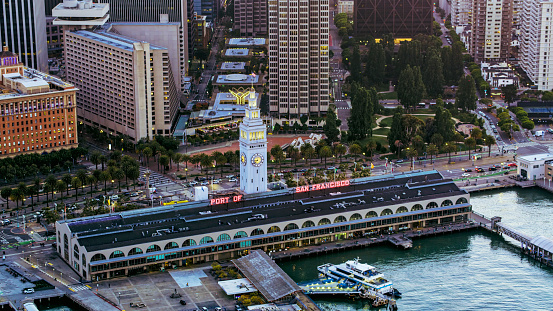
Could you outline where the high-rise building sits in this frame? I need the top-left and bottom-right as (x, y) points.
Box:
(194, 0), (219, 23)
(268, 0), (330, 118)
(354, 0), (434, 38)
(0, 47), (78, 158)
(470, 0), (513, 63)
(451, 0), (472, 26)
(520, 0), (553, 90)
(234, 0), (268, 36)
(195, 15), (212, 49)
(188, 0), (197, 58)
(98, 0), (189, 74)
(0, 0), (48, 72)
(64, 28), (180, 142)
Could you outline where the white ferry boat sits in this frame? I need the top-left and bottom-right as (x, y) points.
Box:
(317, 258), (395, 295)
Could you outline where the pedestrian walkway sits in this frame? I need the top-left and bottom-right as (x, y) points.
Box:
(138, 167), (175, 188)
(68, 283), (92, 292)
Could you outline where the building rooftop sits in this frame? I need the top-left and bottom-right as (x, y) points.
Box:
(71, 29), (166, 52)
(218, 279), (258, 295)
(216, 74), (258, 84)
(58, 171), (465, 252)
(0, 67), (75, 101)
(228, 38), (266, 46)
(225, 49), (249, 56)
(220, 62), (246, 70)
(232, 250), (300, 302)
(519, 153), (553, 162)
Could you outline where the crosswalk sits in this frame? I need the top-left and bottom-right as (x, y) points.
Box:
(138, 167), (177, 188)
(68, 284), (91, 292)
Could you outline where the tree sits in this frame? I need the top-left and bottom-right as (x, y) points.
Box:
(350, 44), (362, 82)
(289, 147), (301, 167)
(77, 169), (88, 189)
(522, 120), (535, 130)
(172, 153), (183, 171)
(406, 148), (418, 170)
(349, 144), (362, 158)
(159, 155), (170, 174)
(365, 41), (386, 86)
(99, 155), (107, 171)
(72, 177), (82, 198)
(200, 154), (213, 177)
(87, 174), (97, 194)
(213, 152), (227, 177)
(1, 187), (12, 209)
(444, 142), (457, 163)
(335, 144), (347, 162)
(319, 146), (333, 167)
(270, 145), (285, 171)
(387, 107), (405, 154)
(17, 182), (27, 206)
(45, 175), (57, 207)
(56, 180), (67, 205)
(61, 174), (72, 196)
(366, 140), (377, 159)
(427, 143), (439, 164)
(90, 151), (101, 170)
(127, 167), (140, 189)
(423, 47), (445, 98)
(33, 178), (41, 203)
(456, 75), (478, 112)
(465, 137), (476, 161)
(301, 144), (316, 166)
(347, 83), (375, 140)
(112, 169), (125, 192)
(99, 171), (111, 195)
(10, 189), (24, 209)
(143, 147), (153, 166)
(323, 107), (341, 142)
(502, 84), (517, 106)
(195, 48), (210, 67)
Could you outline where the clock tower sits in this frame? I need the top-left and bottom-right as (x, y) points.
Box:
(239, 87), (267, 194)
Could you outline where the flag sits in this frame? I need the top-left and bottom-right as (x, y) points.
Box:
(251, 73), (256, 78)
(371, 163), (374, 169)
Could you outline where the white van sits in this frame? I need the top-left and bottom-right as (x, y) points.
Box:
(535, 131), (545, 137)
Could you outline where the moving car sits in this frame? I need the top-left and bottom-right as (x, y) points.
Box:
(461, 173), (470, 177)
(229, 178), (238, 182)
(475, 167), (485, 173)
(464, 168), (473, 172)
(200, 181), (209, 186)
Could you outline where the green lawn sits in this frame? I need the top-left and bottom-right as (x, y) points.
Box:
(372, 127), (390, 136)
(413, 115), (434, 122)
(378, 91), (398, 100)
(378, 117), (393, 128)
(359, 135), (389, 149)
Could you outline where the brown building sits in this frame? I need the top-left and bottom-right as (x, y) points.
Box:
(469, 0), (513, 63)
(0, 47), (78, 158)
(354, 0), (434, 38)
(234, 0), (268, 36)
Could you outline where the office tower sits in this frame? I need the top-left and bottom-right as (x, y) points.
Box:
(188, 0), (197, 58)
(194, 0), (219, 23)
(354, 0), (433, 38)
(451, 0), (472, 26)
(520, 0), (553, 90)
(0, 0), (48, 72)
(98, 0), (189, 74)
(195, 15), (212, 49)
(268, 0), (330, 118)
(0, 47), (78, 158)
(64, 28), (180, 142)
(470, 0), (513, 63)
(234, 0), (268, 36)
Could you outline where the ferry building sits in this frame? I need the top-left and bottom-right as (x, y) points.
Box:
(56, 171), (471, 281)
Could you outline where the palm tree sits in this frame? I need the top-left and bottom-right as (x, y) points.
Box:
(112, 168), (125, 192)
(349, 144), (362, 159)
(27, 184), (36, 208)
(334, 144), (347, 163)
(454, 132), (465, 154)
(172, 153), (183, 171)
(45, 175), (57, 207)
(17, 182), (27, 206)
(72, 177), (82, 198)
(126, 166), (140, 189)
(366, 140), (377, 159)
(270, 145), (285, 171)
(319, 146), (333, 167)
(99, 154), (107, 171)
(9, 189), (24, 209)
(166, 150), (175, 169)
(87, 175), (97, 194)
(77, 169), (88, 188)
(485, 135), (496, 157)
(427, 144), (439, 164)
(406, 147), (418, 170)
(143, 147), (153, 166)
(92, 170), (102, 189)
(465, 137), (476, 161)
(394, 140), (404, 158)
(159, 155), (170, 174)
(212, 152), (227, 177)
(181, 153), (191, 179)
(33, 178), (41, 203)
(56, 180), (67, 205)
(444, 142), (457, 164)
(224, 151), (237, 175)
(61, 174), (72, 196)
(200, 154), (213, 177)
(90, 151), (101, 170)
(301, 144), (316, 167)
(288, 147), (301, 167)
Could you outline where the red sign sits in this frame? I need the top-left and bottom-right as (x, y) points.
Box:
(295, 180), (350, 193)
(211, 195), (243, 205)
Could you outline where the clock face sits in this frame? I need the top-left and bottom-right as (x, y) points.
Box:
(251, 153), (264, 167)
(240, 152), (247, 166)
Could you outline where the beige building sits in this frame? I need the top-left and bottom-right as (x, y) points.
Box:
(64, 28), (180, 142)
(234, 0), (268, 36)
(268, 0), (330, 118)
(337, 0), (355, 18)
(470, 0), (513, 63)
(0, 47), (78, 158)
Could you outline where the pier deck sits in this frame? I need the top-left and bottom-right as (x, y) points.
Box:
(388, 236), (413, 249)
(299, 279), (394, 306)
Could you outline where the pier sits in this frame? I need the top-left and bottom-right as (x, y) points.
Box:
(471, 212), (553, 268)
(299, 279), (395, 307)
(387, 236), (413, 249)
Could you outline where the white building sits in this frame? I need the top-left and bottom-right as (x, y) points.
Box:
(517, 153), (553, 180)
(239, 88), (267, 194)
(480, 62), (519, 88)
(268, 0), (330, 118)
(520, 0), (553, 90)
(52, 0), (110, 29)
(451, 0), (472, 26)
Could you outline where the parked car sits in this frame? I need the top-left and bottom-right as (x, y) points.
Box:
(508, 163), (517, 167)
(200, 181), (209, 186)
(396, 159), (404, 163)
(488, 166), (497, 171)
(475, 167), (484, 173)
(464, 168), (473, 172)
(189, 181), (198, 186)
(22, 288), (34, 294)
(225, 175), (235, 179)
(213, 179), (221, 184)
(229, 178), (238, 182)
(111, 195), (119, 201)
(462, 173), (471, 177)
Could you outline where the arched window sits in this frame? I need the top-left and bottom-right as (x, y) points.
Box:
(426, 202), (438, 209)
(396, 206), (408, 214)
(164, 242), (179, 250)
(74, 244), (79, 253)
(251, 228), (264, 236)
(365, 211), (378, 218)
(82, 257), (86, 267)
(302, 220), (316, 228)
(182, 239), (197, 247)
(349, 213), (362, 221)
(109, 250), (124, 259)
(380, 208), (393, 216)
(128, 247), (143, 256)
(90, 253), (106, 262)
(284, 223), (299, 231)
(200, 236), (214, 244)
(411, 204), (423, 211)
(267, 226), (281, 233)
(441, 199), (453, 207)
(334, 216), (347, 223)
(234, 231), (248, 239)
(318, 218), (331, 226)
(217, 234), (231, 242)
(146, 244), (161, 253)
(456, 197), (468, 205)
